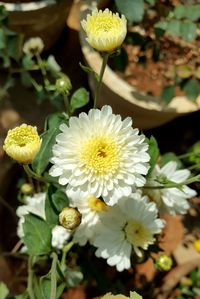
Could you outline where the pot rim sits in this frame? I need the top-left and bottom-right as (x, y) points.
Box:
(0, 0), (58, 11)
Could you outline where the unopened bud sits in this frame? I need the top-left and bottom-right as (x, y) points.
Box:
(59, 207), (81, 230)
(156, 254), (173, 271)
(55, 76), (72, 95)
(21, 183), (33, 195)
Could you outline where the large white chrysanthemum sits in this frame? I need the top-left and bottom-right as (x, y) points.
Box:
(144, 161), (197, 215)
(49, 106), (150, 206)
(93, 193), (165, 272)
(16, 192), (71, 250)
(69, 191), (108, 246)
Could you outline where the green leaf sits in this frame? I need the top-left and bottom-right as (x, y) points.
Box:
(65, 266), (83, 287)
(45, 186), (59, 226)
(32, 126), (61, 175)
(147, 136), (159, 176)
(22, 55), (35, 69)
(0, 28), (6, 49)
(52, 189), (69, 213)
(23, 214), (52, 255)
(161, 85), (176, 103)
(155, 21), (168, 31)
(15, 290), (28, 299)
(7, 34), (24, 61)
(46, 55), (61, 73)
(20, 71), (32, 87)
(167, 19), (181, 36)
(0, 282), (9, 299)
(115, 0), (144, 23)
(79, 62), (100, 82)
(160, 152), (183, 168)
(45, 112), (67, 131)
(69, 87), (89, 114)
(130, 291), (143, 299)
(183, 78), (200, 101)
(145, 0), (156, 5)
(180, 20), (197, 41)
(174, 5), (186, 19)
(185, 5), (200, 21)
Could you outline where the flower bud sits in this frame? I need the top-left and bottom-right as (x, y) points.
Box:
(156, 254), (173, 271)
(193, 239), (200, 253)
(21, 183), (33, 195)
(3, 124), (41, 164)
(55, 76), (72, 95)
(59, 207), (81, 230)
(23, 37), (44, 55)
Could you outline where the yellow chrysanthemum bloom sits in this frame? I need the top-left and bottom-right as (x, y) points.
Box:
(194, 239), (200, 253)
(81, 8), (127, 52)
(3, 124), (41, 164)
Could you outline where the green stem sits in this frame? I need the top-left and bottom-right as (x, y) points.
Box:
(178, 152), (200, 159)
(28, 256), (35, 299)
(63, 94), (69, 115)
(94, 53), (109, 108)
(23, 164), (47, 183)
(144, 174), (200, 190)
(50, 252), (58, 299)
(61, 242), (74, 270)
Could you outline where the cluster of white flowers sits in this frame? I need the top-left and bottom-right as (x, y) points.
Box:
(48, 105), (196, 271)
(16, 192), (71, 251)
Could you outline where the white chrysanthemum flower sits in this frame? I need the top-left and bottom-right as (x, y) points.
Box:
(69, 191), (108, 245)
(51, 225), (71, 250)
(23, 37), (44, 55)
(16, 192), (71, 250)
(49, 106), (150, 206)
(144, 161), (197, 215)
(81, 8), (127, 52)
(93, 193), (165, 272)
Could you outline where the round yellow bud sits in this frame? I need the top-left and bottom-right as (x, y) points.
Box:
(194, 239), (200, 253)
(21, 183), (33, 195)
(59, 207), (81, 230)
(81, 8), (127, 53)
(156, 254), (173, 271)
(3, 124), (41, 164)
(55, 76), (72, 95)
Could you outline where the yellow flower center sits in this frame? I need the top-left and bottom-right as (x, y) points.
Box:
(125, 220), (152, 248)
(80, 136), (120, 176)
(88, 196), (108, 212)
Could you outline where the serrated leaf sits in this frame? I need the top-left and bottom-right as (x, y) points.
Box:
(45, 112), (67, 131)
(147, 136), (159, 176)
(174, 5), (186, 19)
(0, 282), (9, 299)
(69, 87), (89, 114)
(185, 5), (200, 21)
(161, 85), (176, 103)
(23, 214), (52, 255)
(115, 0), (144, 23)
(155, 21), (168, 31)
(32, 126), (61, 175)
(180, 20), (197, 41)
(183, 78), (200, 101)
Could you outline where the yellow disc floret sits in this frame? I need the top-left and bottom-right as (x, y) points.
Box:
(194, 239), (200, 253)
(80, 135), (120, 176)
(125, 220), (153, 248)
(88, 196), (108, 212)
(81, 8), (127, 52)
(3, 124), (41, 164)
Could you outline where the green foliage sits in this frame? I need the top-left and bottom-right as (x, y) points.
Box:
(147, 136), (159, 176)
(69, 87), (89, 114)
(110, 47), (128, 71)
(115, 0), (144, 23)
(51, 189), (69, 213)
(183, 79), (200, 101)
(160, 152), (183, 168)
(23, 214), (52, 255)
(0, 282), (9, 299)
(161, 85), (176, 104)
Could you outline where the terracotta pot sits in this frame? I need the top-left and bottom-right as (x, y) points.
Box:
(0, 0), (73, 50)
(79, 3), (200, 129)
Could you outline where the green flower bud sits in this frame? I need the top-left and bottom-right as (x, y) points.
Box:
(20, 183), (33, 195)
(59, 207), (81, 230)
(156, 254), (173, 271)
(55, 76), (72, 95)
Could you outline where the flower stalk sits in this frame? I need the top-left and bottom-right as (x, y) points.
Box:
(50, 252), (58, 299)
(28, 255), (35, 299)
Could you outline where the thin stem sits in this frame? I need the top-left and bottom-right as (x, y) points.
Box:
(23, 164), (47, 183)
(28, 256), (35, 299)
(63, 94), (69, 114)
(144, 174), (200, 190)
(61, 242), (74, 270)
(178, 152), (200, 159)
(94, 53), (109, 108)
(50, 252), (58, 299)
